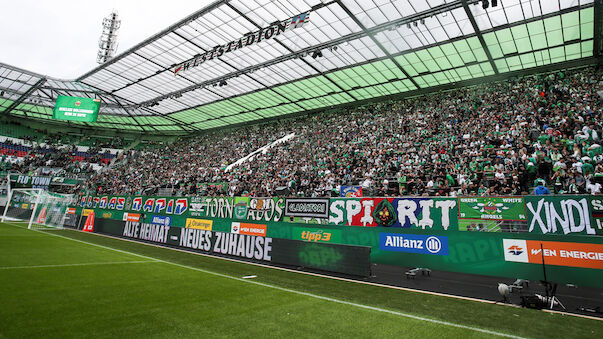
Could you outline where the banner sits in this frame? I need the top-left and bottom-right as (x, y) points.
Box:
(285, 198), (329, 218)
(270, 239), (371, 277)
(151, 216), (172, 226)
(292, 227), (342, 243)
(185, 218), (213, 230)
(525, 196), (602, 236)
(246, 197), (285, 222)
(189, 196), (284, 222)
(340, 186), (362, 197)
(78, 198), (603, 287)
(63, 212), (78, 228)
(122, 212), (140, 223)
(231, 222), (267, 237)
(328, 197), (457, 230)
(73, 194), (603, 238)
(83, 211), (95, 232)
(9, 175), (52, 189)
(380, 233), (449, 256)
(51, 177), (83, 186)
(82, 209), (94, 216)
(92, 218), (370, 276)
(458, 197), (526, 221)
(503, 239), (603, 269)
(590, 198), (603, 233)
(122, 220), (272, 261)
(79, 195), (185, 215)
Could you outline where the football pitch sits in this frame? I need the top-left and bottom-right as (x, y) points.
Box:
(0, 222), (601, 338)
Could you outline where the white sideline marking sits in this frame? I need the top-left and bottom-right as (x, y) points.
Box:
(3, 223), (525, 338)
(3, 222), (602, 322)
(0, 261), (157, 270)
(242, 275), (257, 279)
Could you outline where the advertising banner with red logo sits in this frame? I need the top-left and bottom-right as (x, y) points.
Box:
(231, 222), (267, 237)
(122, 212), (141, 223)
(83, 211), (95, 232)
(503, 239), (603, 269)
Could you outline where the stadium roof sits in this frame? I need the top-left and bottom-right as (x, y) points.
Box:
(0, 0), (601, 134)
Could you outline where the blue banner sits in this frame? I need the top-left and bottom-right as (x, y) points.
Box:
(379, 233), (449, 255)
(151, 215), (172, 226)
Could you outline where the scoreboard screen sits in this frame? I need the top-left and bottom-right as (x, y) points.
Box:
(52, 96), (100, 122)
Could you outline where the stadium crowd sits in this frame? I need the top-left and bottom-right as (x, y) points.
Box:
(0, 139), (113, 177)
(80, 66), (603, 197)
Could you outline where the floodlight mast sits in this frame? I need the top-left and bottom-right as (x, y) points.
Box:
(97, 11), (121, 64)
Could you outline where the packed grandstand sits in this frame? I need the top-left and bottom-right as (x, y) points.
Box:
(2, 66), (602, 198)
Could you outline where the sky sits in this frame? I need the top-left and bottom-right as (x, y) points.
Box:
(0, 0), (213, 79)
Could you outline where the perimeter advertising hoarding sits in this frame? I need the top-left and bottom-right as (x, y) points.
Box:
(231, 222), (267, 237)
(502, 239), (603, 269)
(292, 227), (342, 243)
(52, 96), (100, 122)
(185, 218), (213, 230)
(72, 195), (603, 287)
(92, 218), (371, 277)
(270, 239), (371, 277)
(380, 233), (449, 256)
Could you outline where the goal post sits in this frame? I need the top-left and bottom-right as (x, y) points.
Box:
(1, 188), (71, 230)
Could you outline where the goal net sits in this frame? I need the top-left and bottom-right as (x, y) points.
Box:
(1, 188), (71, 230)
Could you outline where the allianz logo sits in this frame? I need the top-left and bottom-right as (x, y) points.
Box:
(383, 235), (442, 253)
(152, 216), (171, 226)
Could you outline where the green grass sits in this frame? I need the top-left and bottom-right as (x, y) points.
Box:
(0, 222), (601, 338)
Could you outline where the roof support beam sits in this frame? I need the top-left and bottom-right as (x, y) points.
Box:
(134, 0), (480, 107)
(461, 0), (499, 74)
(199, 56), (599, 134)
(2, 77), (46, 116)
(335, 0), (420, 89)
(114, 100), (152, 133)
(594, 0), (602, 58)
(224, 2), (354, 105)
(163, 3), (593, 117)
(0, 62), (199, 133)
(71, 79), (204, 133)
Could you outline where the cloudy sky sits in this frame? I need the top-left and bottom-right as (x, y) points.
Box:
(0, 0), (212, 79)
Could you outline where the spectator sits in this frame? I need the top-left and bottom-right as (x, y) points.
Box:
(534, 180), (551, 195)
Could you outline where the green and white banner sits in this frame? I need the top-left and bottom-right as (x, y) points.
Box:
(458, 197), (526, 221)
(526, 196), (603, 236)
